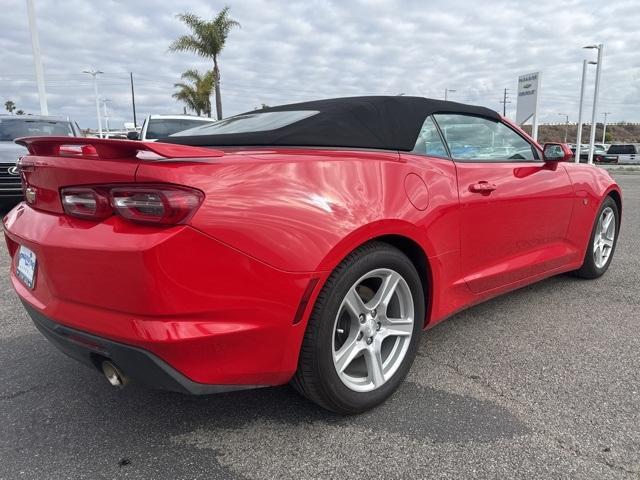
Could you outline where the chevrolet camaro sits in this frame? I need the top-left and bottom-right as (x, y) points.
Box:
(4, 97), (621, 413)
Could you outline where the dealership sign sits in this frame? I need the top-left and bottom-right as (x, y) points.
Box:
(516, 72), (541, 139)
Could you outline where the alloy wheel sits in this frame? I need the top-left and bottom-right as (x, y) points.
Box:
(331, 268), (414, 392)
(593, 206), (616, 269)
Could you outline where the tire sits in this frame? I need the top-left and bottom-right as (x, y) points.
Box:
(572, 196), (619, 279)
(292, 241), (425, 414)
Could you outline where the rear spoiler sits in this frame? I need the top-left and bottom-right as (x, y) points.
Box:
(15, 136), (224, 160)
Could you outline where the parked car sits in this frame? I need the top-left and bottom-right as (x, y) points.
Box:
(127, 114), (216, 141)
(570, 144), (608, 163)
(604, 144), (640, 164)
(5, 97), (621, 413)
(0, 115), (82, 209)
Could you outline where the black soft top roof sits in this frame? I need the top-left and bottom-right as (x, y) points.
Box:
(164, 96), (501, 151)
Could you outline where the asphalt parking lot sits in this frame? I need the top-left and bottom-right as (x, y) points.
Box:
(1, 173), (638, 480)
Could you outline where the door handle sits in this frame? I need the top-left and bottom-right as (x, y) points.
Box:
(469, 182), (497, 193)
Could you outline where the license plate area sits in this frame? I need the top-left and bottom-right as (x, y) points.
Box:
(16, 245), (37, 289)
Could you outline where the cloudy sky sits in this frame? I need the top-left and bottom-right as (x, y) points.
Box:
(1, 0), (639, 129)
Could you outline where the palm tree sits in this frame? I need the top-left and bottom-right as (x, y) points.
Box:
(169, 7), (240, 120)
(15, 109), (25, 115)
(4, 100), (16, 114)
(172, 69), (215, 117)
(172, 84), (202, 116)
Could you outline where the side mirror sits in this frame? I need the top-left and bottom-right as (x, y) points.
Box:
(543, 143), (573, 162)
(126, 131), (139, 140)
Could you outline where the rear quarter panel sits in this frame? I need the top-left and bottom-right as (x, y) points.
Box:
(135, 148), (459, 275)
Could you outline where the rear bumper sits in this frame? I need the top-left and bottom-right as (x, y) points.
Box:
(4, 203), (323, 388)
(24, 300), (260, 394)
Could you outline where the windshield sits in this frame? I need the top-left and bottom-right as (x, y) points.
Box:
(0, 118), (74, 141)
(171, 110), (319, 137)
(145, 118), (215, 140)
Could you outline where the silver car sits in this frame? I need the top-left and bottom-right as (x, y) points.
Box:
(0, 115), (82, 208)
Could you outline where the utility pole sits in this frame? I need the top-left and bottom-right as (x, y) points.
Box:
(101, 98), (111, 138)
(601, 111), (611, 143)
(585, 44), (604, 164)
(26, 0), (48, 115)
(499, 88), (511, 117)
(83, 69), (103, 138)
(444, 88), (456, 101)
(130, 72), (137, 128)
(558, 113), (569, 143)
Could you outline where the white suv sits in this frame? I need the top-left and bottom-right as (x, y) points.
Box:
(0, 115), (83, 208)
(129, 115), (217, 142)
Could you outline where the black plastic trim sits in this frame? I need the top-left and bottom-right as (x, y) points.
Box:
(22, 300), (265, 395)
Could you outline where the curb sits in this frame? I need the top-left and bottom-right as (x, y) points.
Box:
(597, 165), (640, 174)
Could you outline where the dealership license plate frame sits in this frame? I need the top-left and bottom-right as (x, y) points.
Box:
(16, 245), (37, 289)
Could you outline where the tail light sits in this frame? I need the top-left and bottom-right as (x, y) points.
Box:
(60, 184), (204, 225)
(61, 187), (112, 220)
(111, 187), (203, 225)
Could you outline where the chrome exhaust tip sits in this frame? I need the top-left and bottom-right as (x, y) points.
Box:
(101, 361), (127, 388)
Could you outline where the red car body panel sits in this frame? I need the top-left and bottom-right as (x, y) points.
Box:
(3, 126), (621, 389)
(455, 161), (576, 293)
(4, 205), (316, 386)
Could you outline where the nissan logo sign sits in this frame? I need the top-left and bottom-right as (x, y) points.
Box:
(7, 166), (19, 176)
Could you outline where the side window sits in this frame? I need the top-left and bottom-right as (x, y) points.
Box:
(412, 116), (449, 157)
(433, 114), (537, 161)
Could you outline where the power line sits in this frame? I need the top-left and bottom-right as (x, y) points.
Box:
(0, 74), (637, 106)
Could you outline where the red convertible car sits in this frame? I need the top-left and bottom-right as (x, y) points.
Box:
(4, 97), (621, 413)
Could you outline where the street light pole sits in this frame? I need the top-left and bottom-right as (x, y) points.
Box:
(101, 98), (111, 138)
(130, 72), (137, 128)
(575, 60), (594, 164)
(558, 113), (569, 143)
(25, 0), (48, 115)
(83, 69), (103, 138)
(444, 89), (456, 101)
(602, 111), (612, 144)
(585, 44), (604, 164)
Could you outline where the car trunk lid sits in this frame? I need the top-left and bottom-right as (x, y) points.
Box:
(15, 136), (223, 214)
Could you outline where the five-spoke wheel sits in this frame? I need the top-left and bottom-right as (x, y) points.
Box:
(292, 242), (424, 414)
(332, 269), (414, 392)
(574, 196), (619, 279)
(593, 206), (616, 269)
